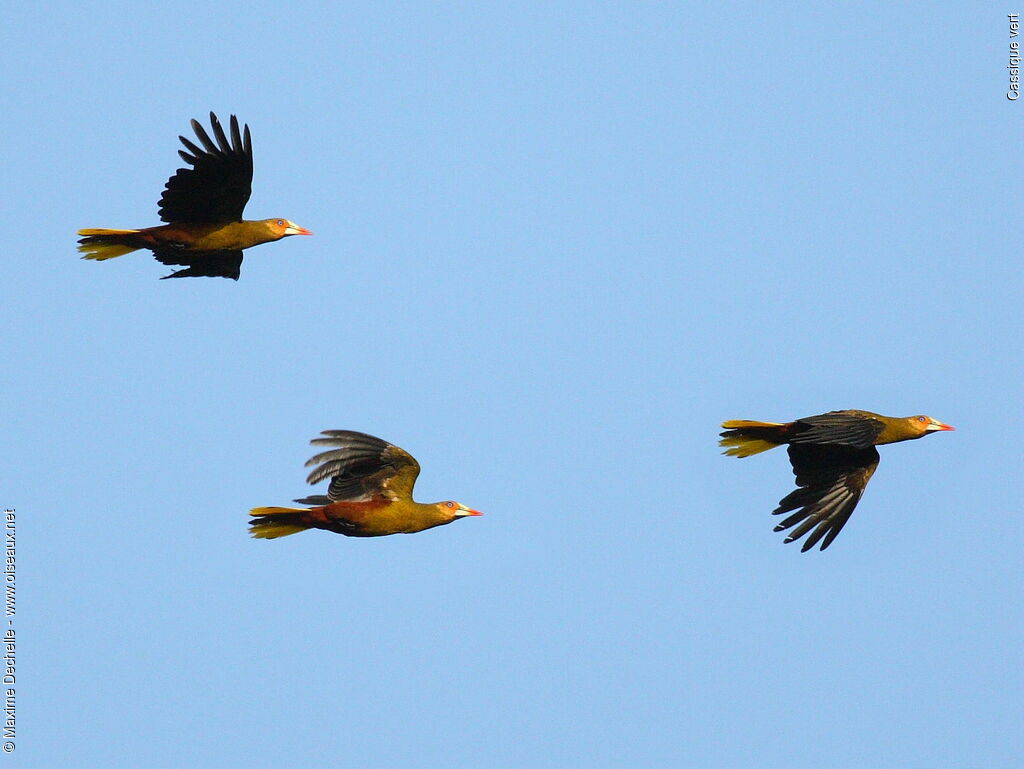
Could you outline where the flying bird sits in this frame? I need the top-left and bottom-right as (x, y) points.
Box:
(78, 112), (311, 279)
(249, 430), (483, 539)
(720, 410), (954, 552)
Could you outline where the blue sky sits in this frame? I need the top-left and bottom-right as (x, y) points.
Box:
(3, 2), (1021, 767)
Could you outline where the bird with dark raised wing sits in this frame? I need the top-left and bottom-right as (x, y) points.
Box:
(720, 410), (954, 552)
(249, 430), (483, 539)
(78, 113), (311, 279)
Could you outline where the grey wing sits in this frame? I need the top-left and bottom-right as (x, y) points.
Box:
(304, 430), (419, 501)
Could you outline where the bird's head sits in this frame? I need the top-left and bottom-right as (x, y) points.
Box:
(436, 501), (484, 522)
(907, 415), (955, 438)
(264, 218), (313, 239)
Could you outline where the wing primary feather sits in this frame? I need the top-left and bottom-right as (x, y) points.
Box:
(304, 454), (386, 486)
(230, 115), (243, 153)
(786, 515), (827, 544)
(309, 436), (385, 450)
(177, 136), (205, 161)
(306, 462), (386, 488)
(304, 446), (383, 468)
(800, 520), (834, 551)
(190, 119), (219, 155)
(210, 112), (230, 154)
(313, 429), (390, 445)
(819, 522), (848, 551)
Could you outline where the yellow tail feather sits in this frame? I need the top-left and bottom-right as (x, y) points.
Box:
(249, 506), (307, 516)
(248, 506), (311, 539)
(78, 243), (139, 260)
(77, 229), (143, 261)
(718, 437), (780, 457)
(250, 523), (309, 539)
(77, 228), (141, 236)
(719, 419), (786, 457)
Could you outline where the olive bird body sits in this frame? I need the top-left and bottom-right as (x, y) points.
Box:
(249, 430), (482, 539)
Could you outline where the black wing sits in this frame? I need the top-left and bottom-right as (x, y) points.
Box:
(303, 430), (421, 502)
(158, 113), (253, 223)
(154, 249), (243, 280)
(787, 411), (884, 450)
(772, 444), (880, 552)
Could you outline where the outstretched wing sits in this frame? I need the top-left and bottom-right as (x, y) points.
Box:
(158, 113), (253, 223)
(153, 249), (243, 280)
(772, 444), (880, 552)
(303, 430), (421, 502)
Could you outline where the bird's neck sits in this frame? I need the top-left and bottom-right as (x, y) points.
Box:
(181, 220), (282, 250)
(384, 499), (454, 533)
(876, 417), (923, 444)
(234, 219), (285, 246)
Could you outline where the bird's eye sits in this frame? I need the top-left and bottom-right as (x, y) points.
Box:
(276, 219), (285, 226)
(445, 502), (454, 508)
(917, 416), (926, 423)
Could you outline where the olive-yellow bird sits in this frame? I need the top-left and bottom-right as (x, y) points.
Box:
(250, 430), (483, 539)
(78, 113), (311, 279)
(720, 410), (954, 552)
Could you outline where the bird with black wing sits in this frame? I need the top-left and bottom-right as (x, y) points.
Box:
(720, 410), (954, 552)
(78, 112), (311, 279)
